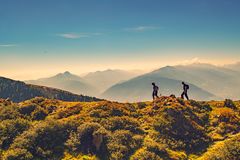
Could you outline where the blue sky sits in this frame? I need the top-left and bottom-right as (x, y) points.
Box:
(0, 0), (240, 79)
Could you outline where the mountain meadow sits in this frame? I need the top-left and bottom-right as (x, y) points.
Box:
(0, 96), (239, 160)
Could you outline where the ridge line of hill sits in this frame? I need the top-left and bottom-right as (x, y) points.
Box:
(0, 76), (102, 102)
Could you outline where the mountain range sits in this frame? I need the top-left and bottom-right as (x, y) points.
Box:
(25, 71), (98, 96)
(83, 69), (140, 92)
(102, 63), (240, 102)
(26, 70), (139, 97)
(2, 62), (239, 102)
(101, 69), (216, 102)
(151, 63), (240, 98)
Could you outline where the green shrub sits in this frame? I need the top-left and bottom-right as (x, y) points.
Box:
(144, 138), (168, 158)
(137, 102), (147, 109)
(19, 104), (37, 116)
(167, 149), (187, 160)
(210, 108), (239, 124)
(198, 133), (240, 160)
(177, 98), (185, 105)
(103, 116), (142, 134)
(189, 100), (212, 113)
(224, 99), (237, 110)
(0, 118), (30, 149)
(108, 130), (142, 160)
(55, 105), (82, 119)
(3, 148), (33, 160)
(31, 107), (48, 120)
(9, 120), (73, 159)
(89, 102), (128, 118)
(130, 148), (163, 160)
(65, 122), (109, 157)
(154, 106), (210, 152)
(0, 105), (22, 120)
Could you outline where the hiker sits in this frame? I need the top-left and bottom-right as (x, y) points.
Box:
(152, 82), (159, 100)
(181, 82), (189, 100)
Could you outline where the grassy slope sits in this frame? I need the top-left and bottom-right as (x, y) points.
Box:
(0, 76), (101, 102)
(0, 97), (239, 160)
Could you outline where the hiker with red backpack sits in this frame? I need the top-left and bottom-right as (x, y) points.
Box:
(181, 81), (189, 100)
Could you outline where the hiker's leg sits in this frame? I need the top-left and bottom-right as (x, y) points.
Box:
(181, 92), (184, 99)
(185, 92), (189, 100)
(156, 91), (159, 98)
(152, 92), (155, 100)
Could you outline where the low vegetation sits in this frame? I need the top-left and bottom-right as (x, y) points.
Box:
(0, 97), (239, 160)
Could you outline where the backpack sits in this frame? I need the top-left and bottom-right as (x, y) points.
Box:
(186, 84), (189, 90)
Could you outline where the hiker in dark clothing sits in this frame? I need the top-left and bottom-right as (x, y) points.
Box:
(181, 82), (189, 100)
(152, 82), (159, 100)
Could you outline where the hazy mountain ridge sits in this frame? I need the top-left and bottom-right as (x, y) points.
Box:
(26, 71), (99, 97)
(223, 61), (240, 72)
(0, 97), (239, 159)
(102, 63), (240, 101)
(83, 69), (140, 92)
(0, 77), (100, 102)
(25, 63), (240, 102)
(26, 70), (140, 97)
(102, 73), (215, 102)
(174, 63), (240, 99)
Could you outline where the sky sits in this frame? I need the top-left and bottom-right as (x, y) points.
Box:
(0, 0), (240, 80)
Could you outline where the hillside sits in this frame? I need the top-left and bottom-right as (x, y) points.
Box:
(0, 96), (239, 160)
(0, 77), (100, 102)
(102, 74), (215, 102)
(26, 71), (99, 97)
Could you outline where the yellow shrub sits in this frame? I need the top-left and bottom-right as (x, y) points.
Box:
(210, 108), (239, 123)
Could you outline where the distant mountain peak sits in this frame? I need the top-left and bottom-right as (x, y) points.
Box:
(161, 65), (175, 70)
(151, 65), (176, 74)
(55, 71), (76, 78)
(63, 71), (71, 75)
(43, 71), (86, 83)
